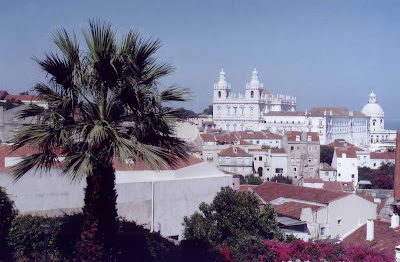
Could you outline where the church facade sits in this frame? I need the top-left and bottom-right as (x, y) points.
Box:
(212, 69), (296, 131)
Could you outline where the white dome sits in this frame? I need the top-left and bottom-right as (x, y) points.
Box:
(361, 91), (384, 117)
(362, 103), (384, 117)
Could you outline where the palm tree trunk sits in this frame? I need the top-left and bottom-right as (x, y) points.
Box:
(77, 163), (118, 261)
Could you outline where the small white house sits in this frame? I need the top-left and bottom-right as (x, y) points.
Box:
(332, 149), (358, 187)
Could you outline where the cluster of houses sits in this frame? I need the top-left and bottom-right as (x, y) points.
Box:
(0, 89), (400, 258)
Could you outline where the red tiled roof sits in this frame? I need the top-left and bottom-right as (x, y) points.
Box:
(304, 178), (324, 183)
(265, 111), (306, 116)
(253, 182), (349, 204)
(370, 152), (396, 160)
(273, 201), (322, 219)
(286, 131), (319, 142)
(239, 139), (252, 145)
(0, 144), (203, 172)
(4, 94), (44, 101)
(265, 133), (282, 139)
(342, 220), (400, 254)
(215, 134), (239, 143)
(263, 90), (271, 95)
(336, 149), (357, 158)
(326, 140), (364, 151)
(0, 91), (8, 100)
(309, 107), (366, 117)
(237, 131), (267, 139)
(237, 185), (258, 192)
(200, 133), (216, 142)
(202, 121), (215, 125)
(322, 181), (355, 192)
(218, 147), (252, 157)
(190, 146), (201, 153)
(271, 148), (286, 154)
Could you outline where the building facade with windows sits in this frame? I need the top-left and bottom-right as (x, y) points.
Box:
(212, 68), (296, 131)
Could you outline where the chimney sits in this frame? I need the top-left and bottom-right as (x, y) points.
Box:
(366, 219), (374, 241)
(244, 146), (249, 153)
(391, 214), (399, 228)
(396, 245), (400, 261)
(394, 131), (400, 204)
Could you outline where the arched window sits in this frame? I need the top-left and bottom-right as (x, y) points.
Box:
(372, 119), (376, 126)
(218, 91), (221, 98)
(251, 91), (254, 98)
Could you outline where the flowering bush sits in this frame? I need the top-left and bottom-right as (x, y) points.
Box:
(262, 240), (395, 262)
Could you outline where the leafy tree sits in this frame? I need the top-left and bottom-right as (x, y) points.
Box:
(379, 162), (395, 178)
(183, 187), (283, 250)
(19, 91), (29, 95)
(247, 175), (263, 185)
(11, 20), (188, 261)
(175, 107), (198, 118)
(320, 145), (334, 165)
(371, 171), (393, 189)
(0, 186), (18, 261)
(202, 105), (213, 115)
(270, 175), (293, 184)
(358, 166), (373, 181)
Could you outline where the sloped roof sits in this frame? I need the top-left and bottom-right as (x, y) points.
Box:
(264, 132), (282, 139)
(271, 148), (286, 154)
(265, 111), (306, 116)
(218, 147), (252, 157)
(336, 149), (357, 158)
(326, 140), (364, 151)
(238, 139), (252, 145)
(253, 182), (349, 204)
(202, 121), (215, 125)
(286, 131), (319, 142)
(304, 178), (324, 183)
(0, 144), (203, 173)
(370, 152), (396, 160)
(200, 133), (217, 142)
(0, 91), (8, 100)
(215, 134), (239, 143)
(237, 131), (266, 139)
(4, 94), (44, 101)
(309, 107), (366, 117)
(273, 201), (322, 219)
(342, 220), (400, 254)
(322, 181), (355, 191)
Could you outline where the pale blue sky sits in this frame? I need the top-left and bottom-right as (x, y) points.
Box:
(1, 0), (400, 127)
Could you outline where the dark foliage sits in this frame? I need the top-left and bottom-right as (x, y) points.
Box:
(379, 162), (395, 178)
(175, 107), (198, 118)
(202, 105), (213, 115)
(183, 187), (283, 252)
(0, 186), (18, 262)
(0, 98), (23, 111)
(358, 166), (373, 181)
(247, 175), (263, 185)
(270, 175), (293, 184)
(320, 145), (334, 165)
(371, 171), (394, 189)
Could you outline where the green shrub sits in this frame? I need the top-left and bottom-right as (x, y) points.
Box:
(270, 175), (293, 184)
(247, 175), (263, 185)
(0, 186), (18, 261)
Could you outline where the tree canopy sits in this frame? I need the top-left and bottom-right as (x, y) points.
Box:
(202, 105), (213, 115)
(320, 145), (334, 165)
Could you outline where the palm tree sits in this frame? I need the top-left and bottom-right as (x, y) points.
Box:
(10, 20), (189, 261)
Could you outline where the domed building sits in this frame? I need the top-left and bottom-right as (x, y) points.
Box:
(361, 91), (396, 144)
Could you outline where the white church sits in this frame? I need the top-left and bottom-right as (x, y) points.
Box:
(213, 68), (296, 131)
(212, 69), (396, 148)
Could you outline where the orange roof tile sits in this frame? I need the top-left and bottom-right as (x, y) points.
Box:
(286, 131), (319, 142)
(342, 220), (400, 254)
(336, 149), (357, 158)
(218, 147), (252, 157)
(273, 201), (322, 219)
(370, 152), (396, 160)
(253, 182), (349, 204)
(200, 133), (217, 142)
(237, 131), (267, 139)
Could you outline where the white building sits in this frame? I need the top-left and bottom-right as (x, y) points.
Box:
(362, 91), (396, 145)
(218, 146), (253, 176)
(331, 148), (359, 186)
(250, 148), (287, 180)
(252, 182), (376, 240)
(0, 145), (232, 240)
(213, 68), (296, 131)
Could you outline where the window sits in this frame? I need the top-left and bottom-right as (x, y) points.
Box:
(259, 156), (262, 161)
(293, 167), (297, 172)
(297, 146), (300, 150)
(308, 158), (312, 163)
(296, 135), (300, 141)
(337, 219), (342, 226)
(374, 163), (376, 167)
(338, 163), (341, 167)
(275, 168), (283, 174)
(294, 176), (297, 179)
(254, 157), (257, 160)
(296, 158), (300, 163)
(338, 173), (341, 177)
(310, 167), (314, 172)
(351, 174), (355, 178)
(314, 158), (317, 163)
(291, 146), (294, 151)
(307, 136), (312, 141)
(321, 227), (325, 236)
(251, 91), (254, 98)
(218, 91), (221, 98)
(290, 158), (294, 163)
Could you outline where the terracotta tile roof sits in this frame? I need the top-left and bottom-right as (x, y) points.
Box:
(4, 94), (44, 101)
(320, 163), (336, 171)
(0, 91), (8, 100)
(239, 139), (252, 145)
(339, 182), (355, 191)
(271, 148), (286, 154)
(218, 147), (252, 157)
(200, 133), (217, 142)
(309, 107), (366, 117)
(0, 144), (203, 172)
(336, 149), (357, 158)
(303, 178), (324, 183)
(263, 90), (271, 95)
(370, 152), (396, 160)
(237, 185), (258, 192)
(237, 131), (267, 139)
(202, 121), (215, 125)
(326, 140), (364, 151)
(265, 111), (306, 116)
(342, 220), (400, 254)
(321, 181), (354, 192)
(273, 201), (322, 219)
(249, 149), (270, 152)
(253, 182), (349, 204)
(215, 134), (239, 143)
(190, 146), (201, 153)
(286, 131), (319, 142)
(264, 133), (282, 139)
